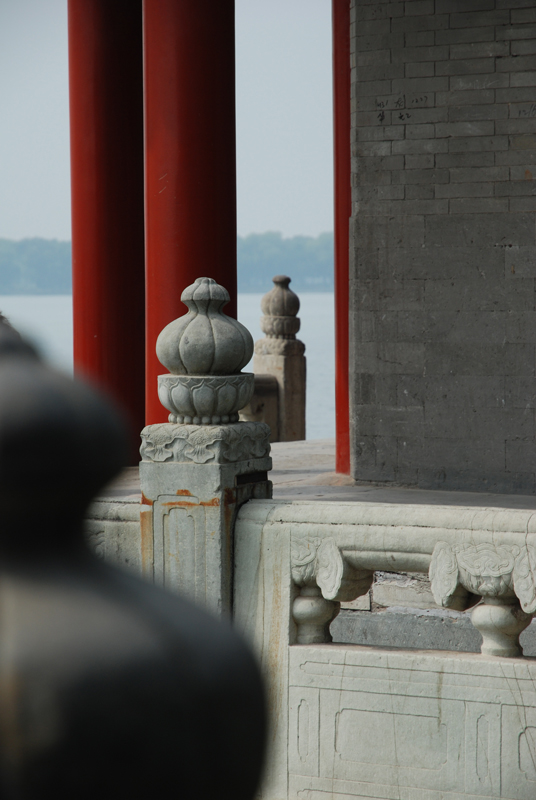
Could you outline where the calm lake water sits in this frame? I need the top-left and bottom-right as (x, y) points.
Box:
(0, 293), (335, 440)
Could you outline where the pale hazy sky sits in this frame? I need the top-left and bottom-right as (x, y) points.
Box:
(0, 0), (333, 242)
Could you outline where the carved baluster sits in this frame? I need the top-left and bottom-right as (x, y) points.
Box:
(430, 541), (536, 657)
(291, 536), (373, 644)
(293, 587), (339, 644)
(471, 599), (531, 658)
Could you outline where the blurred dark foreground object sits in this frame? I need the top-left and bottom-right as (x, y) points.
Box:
(0, 326), (266, 800)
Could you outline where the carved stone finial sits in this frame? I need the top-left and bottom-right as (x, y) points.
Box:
(157, 277), (253, 375)
(155, 278), (255, 425)
(260, 275), (301, 340)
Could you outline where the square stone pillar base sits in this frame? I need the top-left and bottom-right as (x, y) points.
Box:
(139, 421), (272, 616)
(254, 338), (306, 441)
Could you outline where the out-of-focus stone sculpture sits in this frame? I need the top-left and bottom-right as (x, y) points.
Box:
(141, 277), (272, 615)
(0, 326), (265, 800)
(240, 275), (306, 442)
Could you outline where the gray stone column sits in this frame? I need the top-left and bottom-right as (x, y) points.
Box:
(139, 277), (272, 616)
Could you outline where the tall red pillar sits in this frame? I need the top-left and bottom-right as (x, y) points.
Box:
(143, 0), (237, 425)
(332, 0), (351, 474)
(68, 0), (145, 460)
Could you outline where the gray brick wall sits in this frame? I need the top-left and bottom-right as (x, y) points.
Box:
(349, 0), (536, 493)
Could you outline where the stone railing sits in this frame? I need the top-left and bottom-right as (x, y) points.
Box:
(240, 275), (306, 442)
(235, 500), (536, 658)
(83, 274), (536, 800)
(234, 499), (536, 800)
(83, 274), (536, 799)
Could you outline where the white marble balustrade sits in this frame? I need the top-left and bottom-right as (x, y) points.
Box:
(234, 499), (536, 800)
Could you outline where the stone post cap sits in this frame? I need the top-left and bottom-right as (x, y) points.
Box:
(156, 277), (253, 375)
(155, 277), (255, 425)
(260, 275), (301, 339)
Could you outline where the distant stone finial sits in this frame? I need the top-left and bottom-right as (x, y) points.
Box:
(156, 277), (255, 425)
(260, 275), (300, 340)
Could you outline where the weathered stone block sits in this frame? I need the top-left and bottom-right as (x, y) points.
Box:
(424, 310), (506, 343)
(421, 375), (506, 408)
(448, 102), (508, 120)
(447, 134), (508, 151)
(436, 120), (496, 137)
(435, 0), (494, 14)
(450, 8), (510, 26)
(405, 30), (435, 47)
(398, 45), (449, 64)
(405, 183), (435, 199)
(450, 40), (510, 59)
(395, 13), (449, 32)
(449, 72), (509, 90)
(509, 196), (536, 212)
(424, 213), (534, 246)
(405, 122), (436, 138)
(436, 151), (495, 166)
(424, 277), (534, 311)
(424, 343), (534, 377)
(332, 607), (483, 652)
(351, 435), (399, 481)
(395, 167), (449, 183)
(505, 377), (536, 408)
(436, 57), (496, 76)
(353, 341), (425, 374)
(355, 2), (404, 21)
(392, 76), (449, 93)
(497, 118), (536, 135)
(496, 86), (536, 103)
(434, 182), (493, 198)
(418, 467), (536, 493)
(354, 278), (425, 310)
(512, 7), (536, 23)
(140, 421), (272, 616)
(436, 25), (495, 44)
(450, 197), (510, 213)
(355, 405), (424, 438)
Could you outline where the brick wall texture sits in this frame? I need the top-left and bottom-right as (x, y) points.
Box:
(349, 0), (536, 493)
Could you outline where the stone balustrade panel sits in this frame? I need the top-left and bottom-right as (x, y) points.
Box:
(235, 498), (536, 800)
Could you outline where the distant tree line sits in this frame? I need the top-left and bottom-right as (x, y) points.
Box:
(0, 232), (334, 295)
(0, 238), (72, 294)
(238, 232), (333, 292)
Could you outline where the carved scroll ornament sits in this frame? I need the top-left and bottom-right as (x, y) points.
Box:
(291, 536), (373, 603)
(429, 541), (536, 614)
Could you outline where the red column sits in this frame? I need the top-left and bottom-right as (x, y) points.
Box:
(143, 0), (237, 425)
(68, 0), (145, 460)
(332, 0), (351, 475)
